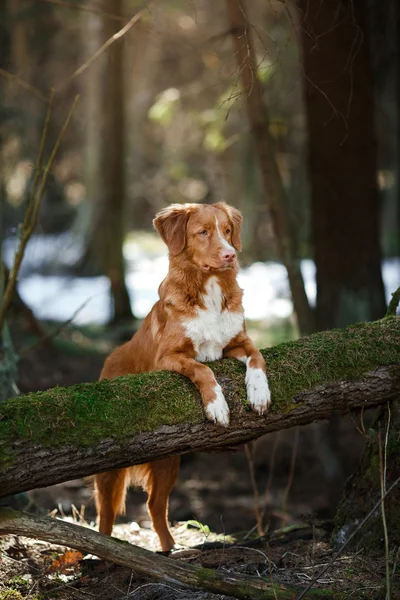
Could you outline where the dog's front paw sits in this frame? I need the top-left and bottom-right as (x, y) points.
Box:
(205, 384), (230, 426)
(245, 366), (271, 414)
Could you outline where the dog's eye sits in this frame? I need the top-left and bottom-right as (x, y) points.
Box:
(200, 230), (208, 236)
(225, 228), (231, 235)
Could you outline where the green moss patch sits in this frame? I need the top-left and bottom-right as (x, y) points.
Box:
(0, 371), (203, 450)
(0, 317), (399, 453)
(213, 317), (400, 411)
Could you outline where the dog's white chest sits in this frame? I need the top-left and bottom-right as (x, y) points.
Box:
(183, 277), (244, 362)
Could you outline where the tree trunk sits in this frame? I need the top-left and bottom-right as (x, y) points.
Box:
(0, 508), (340, 600)
(0, 317), (399, 497)
(298, 0), (387, 331)
(8, 0), (29, 80)
(334, 402), (400, 550)
(333, 2), (400, 559)
(225, 0), (314, 335)
(7, 0), (38, 155)
(366, 0), (399, 259)
(82, 0), (133, 323)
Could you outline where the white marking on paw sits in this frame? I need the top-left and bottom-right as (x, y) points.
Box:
(245, 362), (271, 414)
(205, 383), (230, 426)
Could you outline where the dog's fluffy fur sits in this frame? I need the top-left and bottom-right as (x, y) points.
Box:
(95, 202), (271, 551)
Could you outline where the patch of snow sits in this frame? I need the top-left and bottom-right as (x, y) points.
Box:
(3, 234), (399, 325)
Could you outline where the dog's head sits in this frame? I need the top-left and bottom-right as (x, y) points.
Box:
(153, 202), (243, 271)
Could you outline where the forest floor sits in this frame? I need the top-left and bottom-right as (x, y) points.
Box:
(0, 519), (391, 600)
(1, 318), (397, 599)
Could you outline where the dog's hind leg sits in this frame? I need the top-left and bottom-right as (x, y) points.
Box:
(95, 468), (130, 536)
(144, 456), (180, 552)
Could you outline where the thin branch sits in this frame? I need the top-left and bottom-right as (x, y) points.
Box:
(281, 427), (299, 527)
(33, 95), (80, 228)
(25, 90), (55, 227)
(378, 413), (391, 600)
(0, 67), (47, 102)
(0, 91), (54, 335)
(21, 295), (93, 355)
(260, 431), (281, 526)
(244, 442), (263, 535)
(55, 7), (148, 92)
(0, 94), (79, 336)
(392, 547), (400, 583)
(1, 263), (49, 344)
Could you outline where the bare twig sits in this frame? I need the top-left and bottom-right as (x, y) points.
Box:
(281, 427), (299, 527)
(296, 474), (400, 600)
(55, 7), (147, 92)
(244, 442), (263, 535)
(34, 95), (80, 225)
(128, 583), (186, 598)
(260, 431), (281, 526)
(0, 93), (79, 336)
(0, 92), (54, 335)
(21, 295), (93, 355)
(378, 407), (392, 600)
(2, 262), (49, 343)
(26, 90), (55, 227)
(391, 546), (400, 582)
(0, 67), (47, 102)
(266, 543), (278, 600)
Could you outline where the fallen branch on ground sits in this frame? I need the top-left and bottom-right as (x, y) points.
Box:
(0, 508), (342, 600)
(0, 317), (399, 497)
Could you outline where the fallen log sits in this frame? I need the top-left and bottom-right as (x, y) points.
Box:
(0, 508), (342, 599)
(0, 317), (399, 497)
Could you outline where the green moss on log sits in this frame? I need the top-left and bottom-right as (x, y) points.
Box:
(0, 318), (399, 452)
(0, 370), (203, 449)
(229, 317), (400, 413)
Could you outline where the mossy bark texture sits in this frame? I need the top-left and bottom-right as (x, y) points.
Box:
(0, 318), (399, 497)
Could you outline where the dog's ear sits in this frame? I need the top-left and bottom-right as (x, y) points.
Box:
(214, 202), (243, 251)
(153, 204), (191, 256)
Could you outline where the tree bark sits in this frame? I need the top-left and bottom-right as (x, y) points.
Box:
(0, 317), (399, 498)
(298, 0), (387, 331)
(334, 394), (400, 550)
(0, 508), (341, 600)
(225, 0), (314, 335)
(81, 0), (133, 323)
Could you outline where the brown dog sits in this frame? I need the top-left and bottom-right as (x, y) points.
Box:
(94, 202), (271, 551)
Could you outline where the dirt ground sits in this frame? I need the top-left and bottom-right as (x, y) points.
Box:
(1, 324), (396, 599)
(0, 519), (392, 599)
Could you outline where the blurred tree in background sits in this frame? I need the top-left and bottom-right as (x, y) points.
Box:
(80, 0), (133, 323)
(2, 0), (397, 331)
(299, 0), (387, 331)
